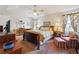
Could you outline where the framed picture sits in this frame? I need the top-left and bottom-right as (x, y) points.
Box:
(43, 21), (51, 26)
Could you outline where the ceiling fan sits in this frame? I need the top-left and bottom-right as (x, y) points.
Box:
(33, 5), (44, 16)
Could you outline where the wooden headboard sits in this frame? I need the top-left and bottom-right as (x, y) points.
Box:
(39, 26), (54, 31)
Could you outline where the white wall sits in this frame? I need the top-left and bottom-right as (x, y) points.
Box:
(36, 13), (63, 28)
(0, 13), (63, 31)
(0, 15), (21, 32)
(0, 15), (9, 26)
(45, 14), (63, 26)
(77, 16), (79, 33)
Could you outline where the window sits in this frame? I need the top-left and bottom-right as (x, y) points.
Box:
(64, 15), (74, 34)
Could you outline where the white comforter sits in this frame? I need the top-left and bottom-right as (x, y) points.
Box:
(30, 30), (53, 43)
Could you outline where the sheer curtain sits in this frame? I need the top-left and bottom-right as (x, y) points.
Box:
(64, 15), (74, 34)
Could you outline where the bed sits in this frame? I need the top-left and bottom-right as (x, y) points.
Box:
(29, 30), (53, 43)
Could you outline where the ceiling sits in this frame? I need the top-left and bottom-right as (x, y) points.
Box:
(0, 5), (79, 17)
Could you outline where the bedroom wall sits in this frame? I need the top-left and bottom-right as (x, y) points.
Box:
(0, 15), (9, 26)
(77, 17), (79, 33)
(0, 6), (79, 32)
(37, 13), (63, 27)
(44, 13), (63, 26)
(0, 13), (63, 31)
(0, 14), (35, 31)
(0, 15), (18, 32)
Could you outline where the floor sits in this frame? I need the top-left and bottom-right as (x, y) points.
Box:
(16, 35), (36, 54)
(16, 35), (76, 54)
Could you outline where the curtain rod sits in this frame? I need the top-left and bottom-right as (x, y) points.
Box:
(62, 12), (79, 16)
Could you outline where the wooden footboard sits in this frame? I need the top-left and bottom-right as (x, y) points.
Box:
(23, 32), (40, 50)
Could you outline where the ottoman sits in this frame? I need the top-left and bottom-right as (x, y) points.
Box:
(54, 37), (66, 49)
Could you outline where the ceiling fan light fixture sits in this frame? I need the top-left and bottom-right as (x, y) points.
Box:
(33, 12), (37, 15)
(39, 9), (44, 12)
(33, 9), (37, 12)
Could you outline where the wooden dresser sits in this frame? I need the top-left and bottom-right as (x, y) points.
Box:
(0, 26), (3, 32)
(0, 32), (22, 54)
(0, 32), (15, 48)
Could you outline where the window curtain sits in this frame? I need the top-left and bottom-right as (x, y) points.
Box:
(64, 15), (74, 34)
(63, 13), (79, 34)
(71, 14), (79, 32)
